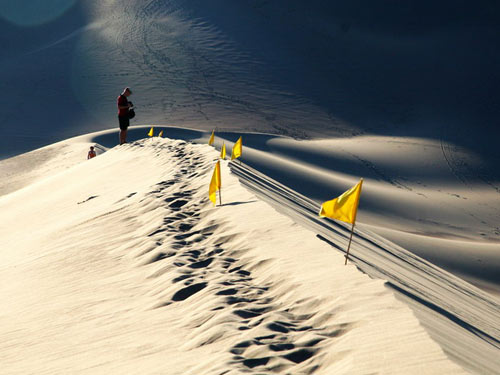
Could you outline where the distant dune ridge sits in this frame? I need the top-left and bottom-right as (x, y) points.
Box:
(2, 135), (497, 374)
(1, 0), (499, 160)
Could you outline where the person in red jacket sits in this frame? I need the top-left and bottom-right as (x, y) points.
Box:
(117, 87), (133, 145)
(87, 146), (96, 159)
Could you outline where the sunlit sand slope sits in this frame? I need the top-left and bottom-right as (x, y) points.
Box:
(0, 138), (475, 374)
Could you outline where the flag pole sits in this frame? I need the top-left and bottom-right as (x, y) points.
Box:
(219, 188), (222, 206)
(344, 221), (356, 265)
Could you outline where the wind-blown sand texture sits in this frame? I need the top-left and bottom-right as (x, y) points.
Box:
(2, 1), (499, 161)
(1, 136), (498, 374)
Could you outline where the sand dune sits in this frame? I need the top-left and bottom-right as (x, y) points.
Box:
(2, 1), (499, 372)
(59, 126), (498, 297)
(1, 137), (487, 374)
(2, 1), (499, 159)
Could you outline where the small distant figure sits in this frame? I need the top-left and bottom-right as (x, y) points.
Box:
(118, 87), (133, 145)
(87, 146), (96, 159)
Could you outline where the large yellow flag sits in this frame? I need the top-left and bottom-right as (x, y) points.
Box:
(231, 136), (242, 160)
(208, 130), (215, 146)
(220, 142), (226, 159)
(208, 161), (221, 206)
(148, 127), (154, 137)
(319, 179), (363, 224)
(158, 130), (163, 137)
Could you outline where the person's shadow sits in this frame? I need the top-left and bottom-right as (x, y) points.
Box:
(220, 200), (257, 207)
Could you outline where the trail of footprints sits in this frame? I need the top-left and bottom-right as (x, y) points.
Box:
(135, 141), (351, 374)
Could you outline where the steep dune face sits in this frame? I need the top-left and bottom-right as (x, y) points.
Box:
(1, 0), (499, 161)
(0, 1), (92, 157)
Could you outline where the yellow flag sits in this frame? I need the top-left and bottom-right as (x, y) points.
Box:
(208, 130), (215, 146)
(148, 127), (154, 137)
(319, 179), (363, 224)
(158, 130), (163, 137)
(208, 161), (221, 206)
(220, 142), (226, 159)
(231, 136), (242, 160)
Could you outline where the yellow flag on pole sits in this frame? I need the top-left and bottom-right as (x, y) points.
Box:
(208, 161), (221, 206)
(148, 127), (154, 137)
(208, 130), (215, 146)
(231, 136), (242, 160)
(158, 130), (163, 137)
(319, 179), (363, 224)
(220, 142), (226, 159)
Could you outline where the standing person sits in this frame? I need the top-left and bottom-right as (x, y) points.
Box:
(87, 146), (96, 159)
(117, 87), (133, 145)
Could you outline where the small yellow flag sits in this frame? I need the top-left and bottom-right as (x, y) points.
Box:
(158, 130), (163, 137)
(220, 142), (226, 159)
(208, 130), (215, 146)
(208, 161), (221, 206)
(319, 179), (363, 224)
(231, 136), (242, 160)
(148, 127), (154, 137)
